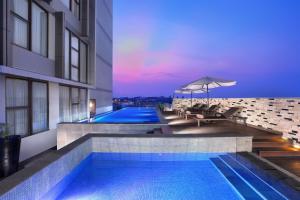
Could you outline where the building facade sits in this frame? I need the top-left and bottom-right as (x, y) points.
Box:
(0, 0), (113, 161)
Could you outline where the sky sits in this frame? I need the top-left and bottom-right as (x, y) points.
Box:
(113, 0), (300, 98)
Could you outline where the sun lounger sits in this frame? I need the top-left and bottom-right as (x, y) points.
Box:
(187, 104), (207, 113)
(184, 104), (220, 120)
(194, 107), (246, 126)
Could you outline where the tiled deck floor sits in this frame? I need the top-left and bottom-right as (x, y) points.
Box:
(163, 111), (276, 137)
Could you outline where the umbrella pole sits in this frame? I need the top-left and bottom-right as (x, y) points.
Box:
(206, 84), (209, 107)
(191, 91), (193, 107)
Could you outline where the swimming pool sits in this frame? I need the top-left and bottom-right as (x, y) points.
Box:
(42, 153), (294, 200)
(92, 107), (160, 123)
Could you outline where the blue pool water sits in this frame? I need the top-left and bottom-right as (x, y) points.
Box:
(92, 107), (159, 123)
(45, 153), (242, 200)
(43, 153), (295, 200)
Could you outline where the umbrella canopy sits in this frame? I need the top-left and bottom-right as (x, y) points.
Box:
(174, 89), (205, 94)
(182, 76), (236, 106)
(174, 89), (205, 107)
(182, 76), (236, 90)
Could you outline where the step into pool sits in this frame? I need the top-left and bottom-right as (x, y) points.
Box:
(42, 153), (298, 200)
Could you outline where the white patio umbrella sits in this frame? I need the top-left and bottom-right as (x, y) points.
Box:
(174, 89), (205, 107)
(182, 76), (236, 107)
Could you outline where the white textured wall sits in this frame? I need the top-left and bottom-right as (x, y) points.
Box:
(92, 136), (252, 153)
(57, 123), (164, 149)
(173, 98), (300, 145)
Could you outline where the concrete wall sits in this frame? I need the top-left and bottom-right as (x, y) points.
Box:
(92, 136), (252, 153)
(90, 0), (113, 114)
(57, 123), (164, 149)
(173, 98), (300, 145)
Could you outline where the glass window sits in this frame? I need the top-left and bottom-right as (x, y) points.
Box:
(71, 67), (79, 81)
(59, 86), (71, 122)
(6, 78), (49, 136)
(79, 89), (87, 120)
(71, 34), (79, 81)
(13, 17), (28, 48)
(71, 35), (79, 50)
(71, 49), (79, 67)
(80, 41), (87, 83)
(12, 0), (29, 48)
(12, 0), (48, 53)
(71, 0), (80, 20)
(65, 31), (87, 83)
(12, 0), (28, 20)
(32, 82), (48, 133)
(71, 88), (79, 121)
(5, 78), (29, 136)
(61, 0), (70, 9)
(31, 3), (48, 56)
(64, 30), (70, 79)
(59, 86), (87, 122)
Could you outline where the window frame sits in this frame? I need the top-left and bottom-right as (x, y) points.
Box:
(31, 81), (49, 134)
(70, 33), (80, 82)
(59, 84), (88, 122)
(31, 1), (49, 57)
(11, 0), (49, 57)
(65, 29), (88, 84)
(5, 77), (49, 137)
(71, 0), (80, 20)
(61, 0), (80, 20)
(11, 0), (30, 49)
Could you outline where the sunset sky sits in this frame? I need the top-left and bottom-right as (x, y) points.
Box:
(113, 0), (300, 98)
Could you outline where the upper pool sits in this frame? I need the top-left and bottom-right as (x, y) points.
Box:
(91, 107), (160, 123)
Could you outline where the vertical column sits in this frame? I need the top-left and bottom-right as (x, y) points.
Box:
(55, 12), (65, 78)
(0, 0), (5, 65)
(81, 0), (89, 37)
(88, 0), (96, 86)
(48, 82), (60, 129)
(0, 76), (5, 123)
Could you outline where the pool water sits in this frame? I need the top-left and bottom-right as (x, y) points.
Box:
(43, 153), (292, 200)
(92, 107), (159, 123)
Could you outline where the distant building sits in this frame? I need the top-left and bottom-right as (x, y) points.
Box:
(0, 0), (113, 161)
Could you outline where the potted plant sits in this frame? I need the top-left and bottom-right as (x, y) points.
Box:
(0, 124), (21, 178)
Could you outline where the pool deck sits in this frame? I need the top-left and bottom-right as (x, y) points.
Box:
(161, 110), (300, 187)
(1, 109), (300, 196)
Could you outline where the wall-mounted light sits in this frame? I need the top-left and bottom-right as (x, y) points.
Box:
(293, 143), (300, 150)
(89, 99), (96, 117)
(281, 136), (288, 141)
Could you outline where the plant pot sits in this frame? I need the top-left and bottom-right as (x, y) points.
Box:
(0, 135), (21, 178)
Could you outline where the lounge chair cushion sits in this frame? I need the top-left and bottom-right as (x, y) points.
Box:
(196, 114), (204, 119)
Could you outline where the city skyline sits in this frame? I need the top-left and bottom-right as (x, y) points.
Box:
(113, 0), (300, 98)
